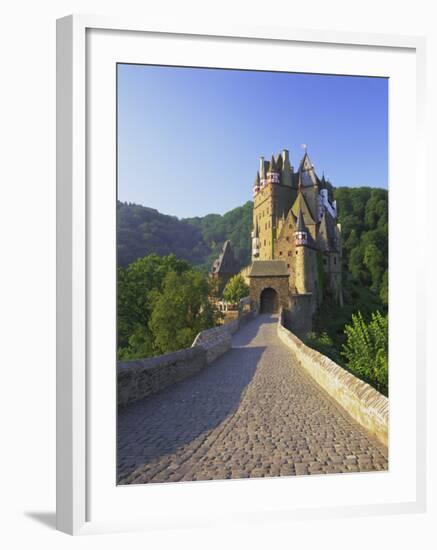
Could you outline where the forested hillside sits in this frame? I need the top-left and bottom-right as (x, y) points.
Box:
(117, 202), (211, 267)
(117, 200), (253, 270)
(185, 201), (253, 268)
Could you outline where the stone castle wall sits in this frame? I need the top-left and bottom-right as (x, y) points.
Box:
(277, 310), (388, 447)
(284, 293), (313, 338)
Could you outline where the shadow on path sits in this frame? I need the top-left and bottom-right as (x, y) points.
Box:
(117, 342), (266, 480)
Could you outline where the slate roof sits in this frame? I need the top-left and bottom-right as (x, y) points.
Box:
(249, 260), (289, 277)
(291, 192), (316, 226)
(210, 240), (240, 274)
(317, 210), (339, 252)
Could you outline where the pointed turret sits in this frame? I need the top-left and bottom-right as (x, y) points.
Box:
(295, 207), (309, 247)
(298, 152), (318, 188)
(267, 155), (280, 184)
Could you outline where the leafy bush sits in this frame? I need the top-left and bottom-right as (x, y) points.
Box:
(341, 311), (388, 395)
(222, 274), (250, 305)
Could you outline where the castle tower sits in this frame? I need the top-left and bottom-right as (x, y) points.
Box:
(294, 209), (311, 295)
(252, 156), (277, 261)
(252, 150), (297, 262)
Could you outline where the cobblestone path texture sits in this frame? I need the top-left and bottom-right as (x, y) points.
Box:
(117, 314), (388, 484)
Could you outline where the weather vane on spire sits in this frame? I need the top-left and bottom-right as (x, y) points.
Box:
(301, 143), (308, 153)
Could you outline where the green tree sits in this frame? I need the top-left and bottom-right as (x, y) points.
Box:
(222, 274), (250, 305)
(341, 311), (388, 395)
(380, 269), (389, 306)
(149, 270), (220, 354)
(363, 243), (384, 293)
(117, 254), (191, 355)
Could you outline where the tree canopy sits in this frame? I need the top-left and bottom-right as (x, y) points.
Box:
(117, 253), (220, 360)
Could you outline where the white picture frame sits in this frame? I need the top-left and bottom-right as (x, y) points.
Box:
(56, 14), (427, 535)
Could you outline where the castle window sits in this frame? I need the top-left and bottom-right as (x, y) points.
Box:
(279, 251), (283, 256)
(334, 257), (337, 265)
(288, 250), (292, 256)
(287, 264), (290, 268)
(296, 250), (298, 255)
(264, 240), (266, 246)
(286, 236), (289, 242)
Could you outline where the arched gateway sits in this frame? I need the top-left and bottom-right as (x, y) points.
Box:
(248, 260), (289, 313)
(260, 287), (279, 313)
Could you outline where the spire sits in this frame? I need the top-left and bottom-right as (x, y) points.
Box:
(296, 208), (306, 232)
(298, 151), (319, 188)
(254, 171), (260, 185)
(269, 155), (276, 173)
(295, 207), (309, 247)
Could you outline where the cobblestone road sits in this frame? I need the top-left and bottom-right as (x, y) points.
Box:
(117, 314), (388, 484)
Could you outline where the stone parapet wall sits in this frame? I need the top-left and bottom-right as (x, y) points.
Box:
(192, 308), (254, 363)
(118, 307), (255, 407)
(191, 323), (235, 364)
(277, 310), (388, 447)
(118, 347), (206, 407)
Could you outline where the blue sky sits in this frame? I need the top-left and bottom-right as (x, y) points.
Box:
(117, 64), (388, 218)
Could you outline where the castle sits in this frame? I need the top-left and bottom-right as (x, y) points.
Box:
(249, 148), (343, 333)
(210, 147), (343, 335)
